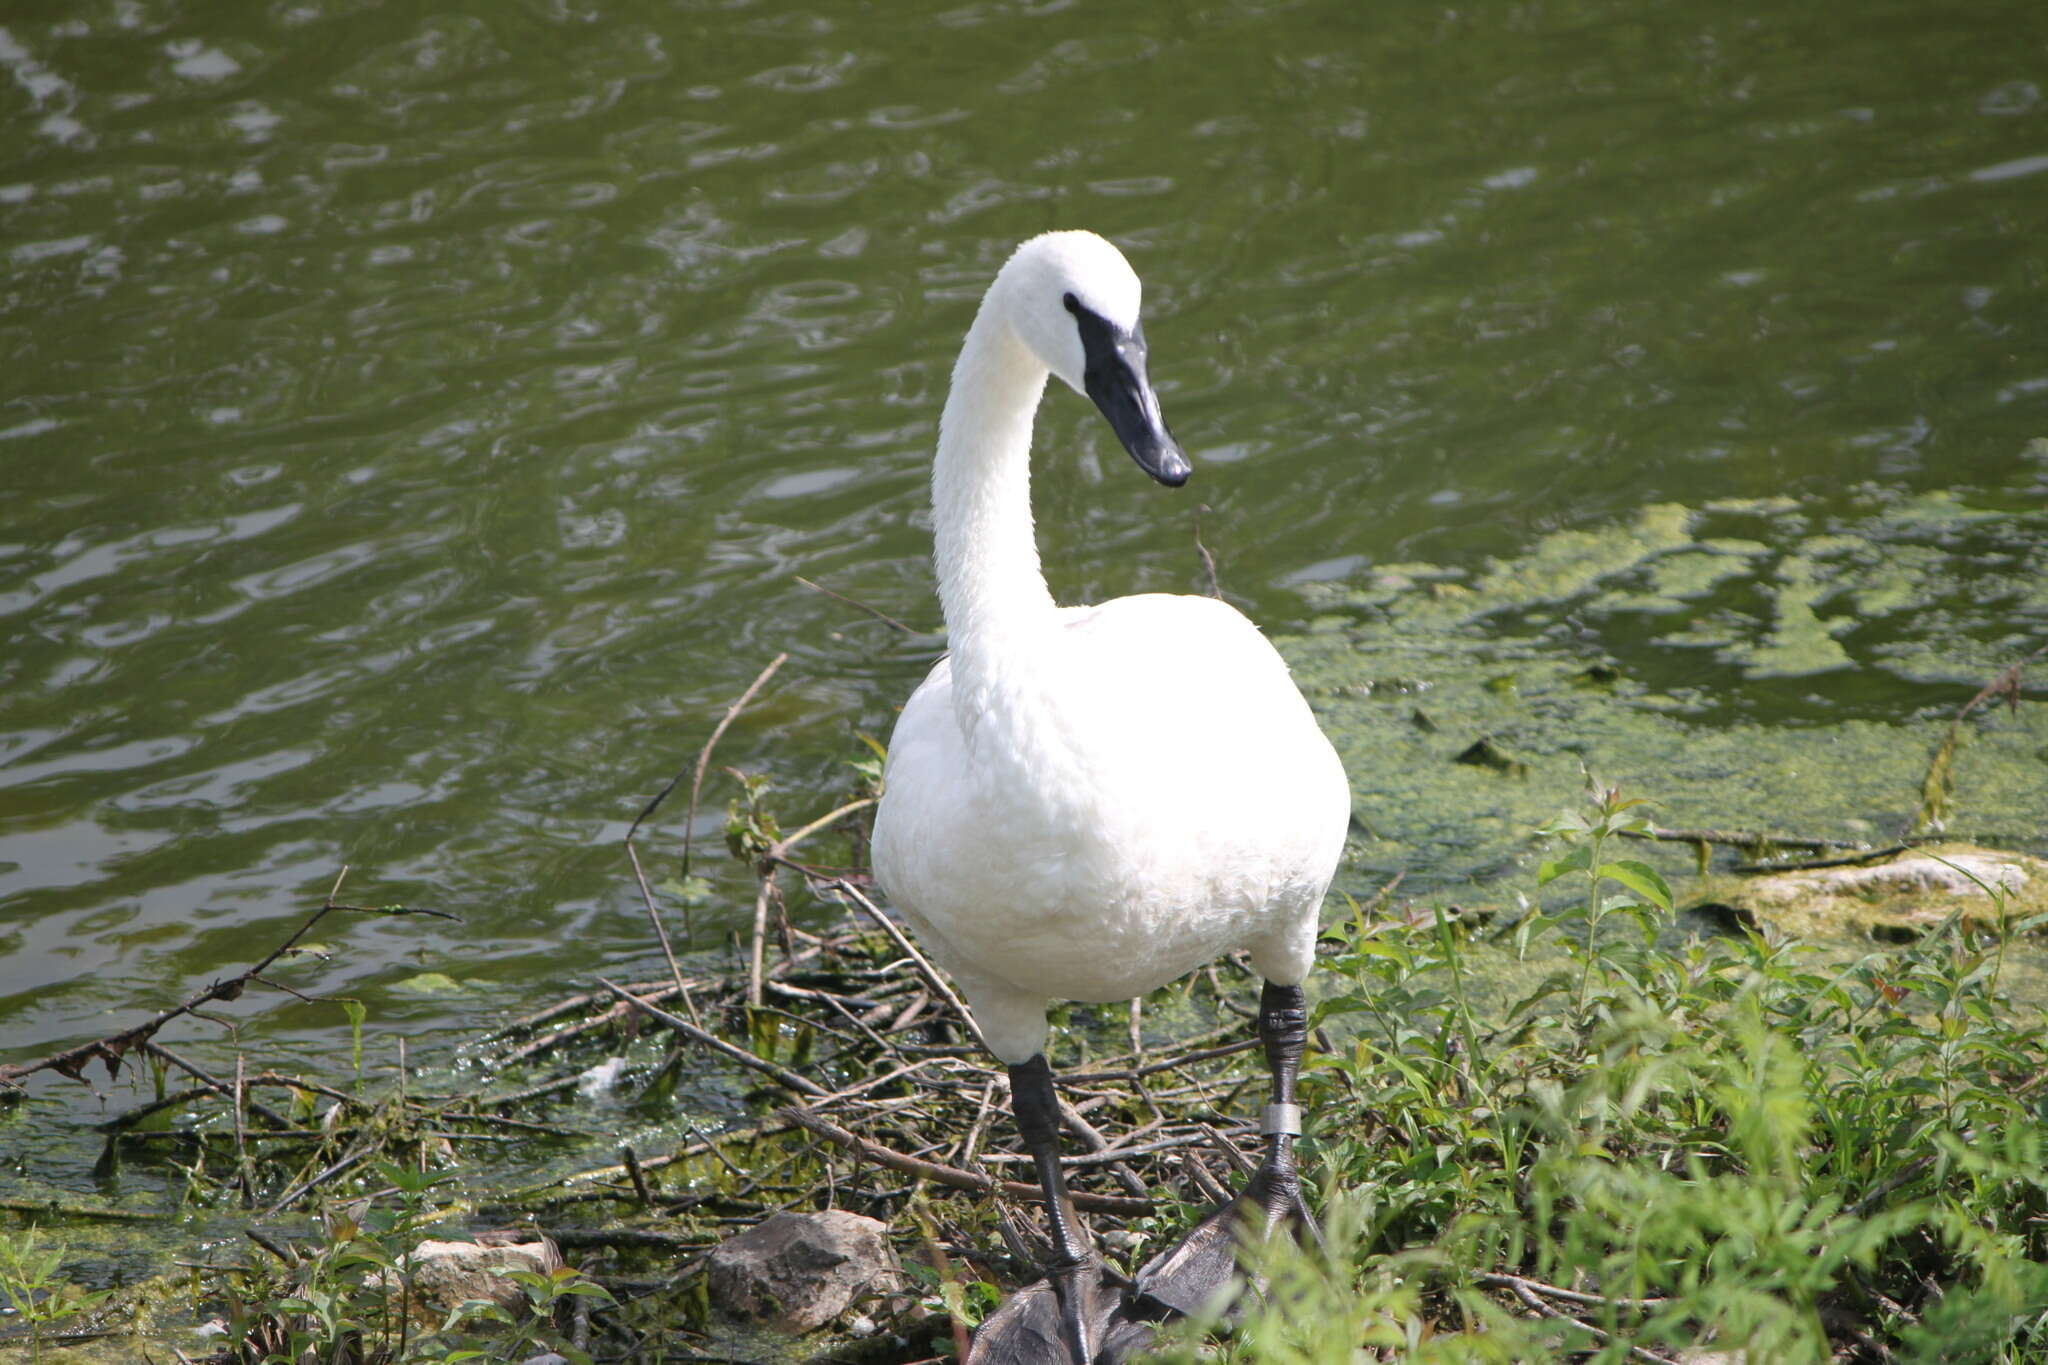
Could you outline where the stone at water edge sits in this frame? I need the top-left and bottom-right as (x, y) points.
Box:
(706, 1210), (905, 1334)
(385, 1233), (564, 1320)
(1722, 843), (2048, 940)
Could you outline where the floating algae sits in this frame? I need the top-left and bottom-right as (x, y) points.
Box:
(1284, 494), (2048, 910)
(1743, 550), (1856, 677)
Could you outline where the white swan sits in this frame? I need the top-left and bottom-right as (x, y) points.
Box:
(871, 230), (1350, 1363)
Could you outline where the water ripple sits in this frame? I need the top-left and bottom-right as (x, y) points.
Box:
(2, 0), (2044, 1094)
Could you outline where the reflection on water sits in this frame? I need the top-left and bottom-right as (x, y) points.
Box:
(1, 0), (2044, 1099)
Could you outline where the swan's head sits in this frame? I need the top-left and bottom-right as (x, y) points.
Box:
(994, 230), (1191, 487)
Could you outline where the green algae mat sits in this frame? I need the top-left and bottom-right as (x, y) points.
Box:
(1283, 487), (2048, 904)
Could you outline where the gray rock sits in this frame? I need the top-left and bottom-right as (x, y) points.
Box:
(377, 1235), (563, 1321)
(706, 1210), (903, 1334)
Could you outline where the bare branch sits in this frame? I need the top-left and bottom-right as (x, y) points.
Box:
(779, 1105), (1151, 1216)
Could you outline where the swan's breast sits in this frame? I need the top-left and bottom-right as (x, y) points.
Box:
(871, 593), (1349, 1001)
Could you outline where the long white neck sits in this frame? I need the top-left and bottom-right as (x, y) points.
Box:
(932, 298), (1058, 713)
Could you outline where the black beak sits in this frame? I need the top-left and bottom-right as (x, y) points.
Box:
(1065, 293), (1191, 488)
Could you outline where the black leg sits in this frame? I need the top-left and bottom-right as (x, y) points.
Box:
(1249, 981), (1319, 1237)
(1129, 980), (1319, 1320)
(1009, 1054), (1097, 1364)
(968, 1058), (1162, 1364)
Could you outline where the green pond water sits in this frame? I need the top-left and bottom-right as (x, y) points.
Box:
(3, 0), (2047, 1230)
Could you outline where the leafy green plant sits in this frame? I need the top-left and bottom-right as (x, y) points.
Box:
(0, 1228), (113, 1364)
(213, 1163), (610, 1364)
(1173, 784), (2048, 1363)
(724, 769), (783, 864)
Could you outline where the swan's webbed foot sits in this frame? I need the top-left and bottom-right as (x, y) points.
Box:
(965, 1258), (1162, 1365)
(1128, 1149), (1321, 1322)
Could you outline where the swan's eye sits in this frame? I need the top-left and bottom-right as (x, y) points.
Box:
(1062, 292), (1081, 316)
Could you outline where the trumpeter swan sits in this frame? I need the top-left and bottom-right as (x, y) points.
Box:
(871, 231), (1350, 1364)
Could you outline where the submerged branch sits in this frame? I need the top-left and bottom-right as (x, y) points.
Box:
(0, 869), (449, 1092)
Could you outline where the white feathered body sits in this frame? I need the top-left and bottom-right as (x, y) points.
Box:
(873, 591), (1348, 1060)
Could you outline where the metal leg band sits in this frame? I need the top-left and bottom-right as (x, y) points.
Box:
(1262, 1102), (1302, 1137)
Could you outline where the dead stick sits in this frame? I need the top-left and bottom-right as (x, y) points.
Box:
(497, 978), (717, 1066)
(1619, 824), (1860, 852)
(816, 877), (982, 1051)
(496, 1114), (809, 1204)
(1501, 1278), (1678, 1365)
(979, 1126), (1252, 1169)
(772, 798), (879, 860)
(748, 803), (876, 1010)
(144, 1043), (295, 1126)
(1731, 843), (1910, 875)
(795, 575), (917, 634)
(234, 1053), (251, 1209)
(1058, 1097), (1148, 1198)
(953, 1075), (1000, 1169)
(1066, 1034), (1259, 1084)
(622, 1146), (652, 1206)
(748, 873), (776, 1010)
(489, 976), (704, 1042)
(626, 832), (699, 1007)
(597, 978), (827, 1097)
(1194, 504), (1222, 599)
(264, 1147), (370, 1216)
(623, 651), (787, 982)
(1907, 639), (2048, 836)
(0, 1196), (164, 1222)
(678, 653), (788, 881)
(780, 1106), (1150, 1216)
(808, 1057), (948, 1111)
(1476, 1271), (1670, 1311)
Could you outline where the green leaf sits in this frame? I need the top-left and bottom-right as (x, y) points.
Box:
(1536, 809), (1591, 837)
(340, 998), (367, 1075)
(1596, 859), (1673, 910)
(1537, 846), (1592, 886)
(390, 971), (469, 996)
(656, 874), (713, 906)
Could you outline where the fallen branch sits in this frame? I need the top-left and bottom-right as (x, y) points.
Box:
(0, 1196), (165, 1223)
(1475, 1270), (1670, 1312)
(597, 977), (828, 1098)
(1620, 824), (1862, 854)
(1730, 843), (1910, 875)
(779, 1106), (1151, 1216)
(675, 652), (787, 883)
(806, 874), (982, 1052)
(1495, 1275), (1679, 1364)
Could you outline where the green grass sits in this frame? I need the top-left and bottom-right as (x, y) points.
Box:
(1150, 785), (2048, 1363)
